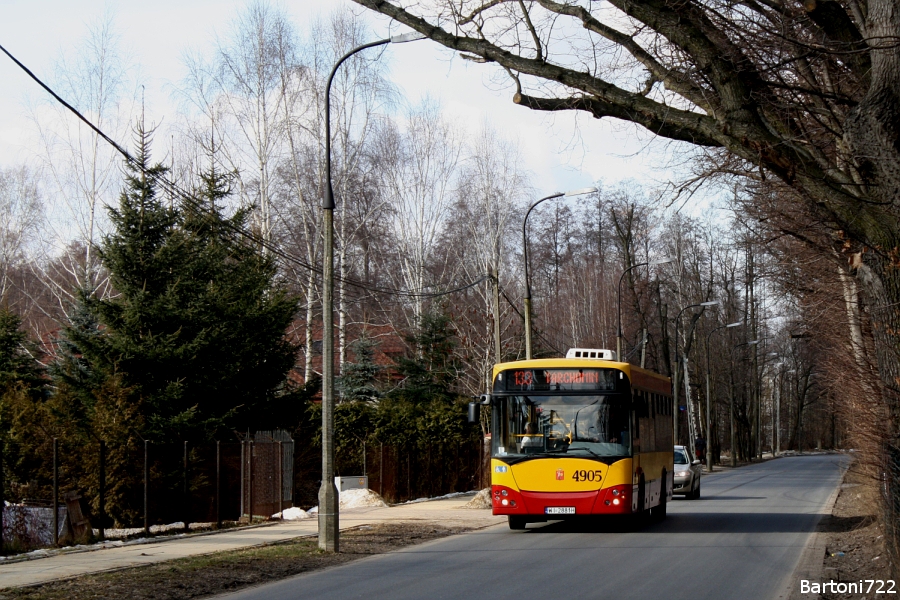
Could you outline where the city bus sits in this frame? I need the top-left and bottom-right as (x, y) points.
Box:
(472, 348), (673, 529)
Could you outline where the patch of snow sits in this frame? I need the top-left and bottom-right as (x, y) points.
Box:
(307, 488), (389, 513)
(272, 507), (310, 521)
(399, 490), (479, 505)
(461, 488), (492, 509)
(340, 488), (388, 509)
(97, 521), (216, 540)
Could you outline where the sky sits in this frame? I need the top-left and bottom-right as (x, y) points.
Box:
(0, 0), (710, 209)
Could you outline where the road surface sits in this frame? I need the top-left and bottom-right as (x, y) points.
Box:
(218, 454), (847, 600)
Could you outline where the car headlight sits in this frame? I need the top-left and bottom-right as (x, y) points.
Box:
(676, 469), (688, 476)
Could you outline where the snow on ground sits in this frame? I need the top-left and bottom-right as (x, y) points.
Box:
(271, 507), (310, 520)
(340, 488), (389, 508)
(97, 522), (214, 539)
(307, 489), (389, 514)
(461, 488), (491, 509)
(399, 491), (478, 505)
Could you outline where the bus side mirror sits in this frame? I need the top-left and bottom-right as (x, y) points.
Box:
(468, 394), (491, 423)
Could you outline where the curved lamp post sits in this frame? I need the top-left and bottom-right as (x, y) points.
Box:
(704, 321), (741, 471)
(616, 257), (674, 361)
(763, 352), (780, 456)
(522, 187), (597, 359)
(672, 301), (719, 446)
(320, 31), (425, 553)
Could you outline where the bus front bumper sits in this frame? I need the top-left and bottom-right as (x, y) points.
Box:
(491, 485), (633, 516)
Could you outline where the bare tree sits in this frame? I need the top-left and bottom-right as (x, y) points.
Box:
(0, 166), (43, 306)
(354, 0), (900, 433)
(443, 123), (532, 392)
(31, 13), (132, 293)
(374, 98), (461, 328)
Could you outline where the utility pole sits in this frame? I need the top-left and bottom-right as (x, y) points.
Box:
(319, 32), (425, 553)
(775, 369), (781, 456)
(492, 264), (501, 365)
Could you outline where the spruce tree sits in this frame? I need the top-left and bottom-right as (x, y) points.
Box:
(392, 310), (461, 404)
(57, 126), (299, 441)
(0, 308), (44, 399)
(338, 336), (382, 403)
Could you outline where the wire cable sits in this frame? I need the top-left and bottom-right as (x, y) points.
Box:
(0, 41), (486, 301)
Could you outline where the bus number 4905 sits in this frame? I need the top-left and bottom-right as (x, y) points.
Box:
(571, 470), (602, 482)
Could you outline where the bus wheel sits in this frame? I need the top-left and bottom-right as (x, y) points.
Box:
(508, 516), (527, 530)
(655, 471), (667, 521)
(638, 475), (646, 517)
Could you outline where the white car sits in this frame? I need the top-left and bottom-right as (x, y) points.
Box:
(673, 445), (702, 499)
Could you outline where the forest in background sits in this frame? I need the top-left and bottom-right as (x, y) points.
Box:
(0, 3), (864, 530)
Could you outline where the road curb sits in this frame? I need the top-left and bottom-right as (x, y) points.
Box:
(0, 521), (281, 566)
(7, 515), (500, 590)
(777, 459), (848, 600)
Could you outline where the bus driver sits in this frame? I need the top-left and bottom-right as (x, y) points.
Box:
(520, 422), (543, 452)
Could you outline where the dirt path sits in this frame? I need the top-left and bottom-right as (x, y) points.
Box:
(819, 461), (893, 599)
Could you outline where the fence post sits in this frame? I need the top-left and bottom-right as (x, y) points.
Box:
(0, 440), (4, 553)
(248, 441), (254, 523)
(479, 436), (483, 489)
(144, 440), (149, 534)
(277, 441), (283, 517)
(183, 441), (189, 531)
(52, 438), (58, 546)
(240, 440), (245, 520)
(216, 441), (221, 529)
(99, 440), (106, 539)
(379, 443), (383, 498)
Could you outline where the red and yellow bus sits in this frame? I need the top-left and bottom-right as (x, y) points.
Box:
(481, 349), (673, 529)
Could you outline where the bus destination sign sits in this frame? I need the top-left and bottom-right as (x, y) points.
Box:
(494, 368), (620, 392)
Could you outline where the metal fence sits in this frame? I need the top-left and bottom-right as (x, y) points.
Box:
(334, 438), (489, 505)
(241, 431), (294, 520)
(1, 430), (489, 552)
(0, 431), (295, 551)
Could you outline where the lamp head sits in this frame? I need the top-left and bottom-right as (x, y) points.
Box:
(390, 32), (427, 43)
(700, 300), (719, 307)
(650, 257), (675, 266)
(564, 187), (598, 197)
(747, 340), (760, 345)
(725, 321), (742, 328)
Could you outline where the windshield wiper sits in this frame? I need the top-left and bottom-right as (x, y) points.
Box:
(567, 446), (604, 458)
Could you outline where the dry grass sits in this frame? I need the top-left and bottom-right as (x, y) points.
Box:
(0, 523), (470, 600)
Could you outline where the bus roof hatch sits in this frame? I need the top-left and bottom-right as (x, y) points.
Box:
(565, 348), (617, 361)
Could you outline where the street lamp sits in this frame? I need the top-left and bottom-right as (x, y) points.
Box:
(320, 31), (425, 553)
(616, 257), (675, 361)
(705, 322), (742, 470)
(728, 338), (759, 466)
(672, 301), (719, 446)
(522, 187), (597, 359)
(764, 352), (780, 457)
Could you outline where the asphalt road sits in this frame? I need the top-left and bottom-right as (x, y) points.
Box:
(218, 454), (847, 600)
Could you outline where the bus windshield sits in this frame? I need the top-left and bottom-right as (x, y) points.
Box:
(492, 395), (631, 460)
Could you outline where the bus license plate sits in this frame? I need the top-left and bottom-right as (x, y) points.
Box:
(545, 507), (575, 515)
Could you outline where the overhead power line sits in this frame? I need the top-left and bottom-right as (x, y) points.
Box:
(0, 41), (485, 301)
